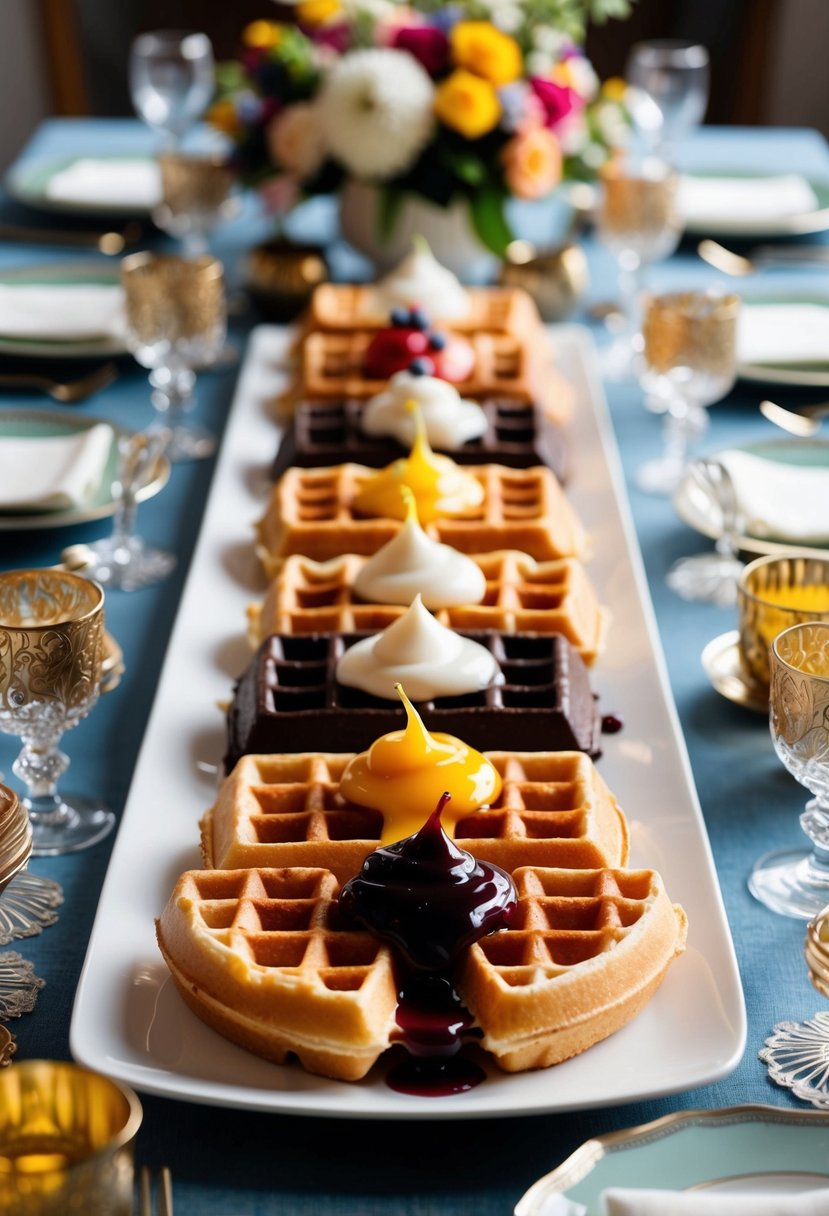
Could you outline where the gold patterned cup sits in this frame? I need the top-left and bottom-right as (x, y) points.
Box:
(0, 569), (114, 855)
(749, 620), (829, 917)
(0, 1060), (142, 1215)
(154, 151), (237, 253)
(737, 555), (829, 694)
(597, 160), (682, 261)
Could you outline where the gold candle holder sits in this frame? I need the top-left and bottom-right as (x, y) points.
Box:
(499, 240), (589, 322)
(737, 554), (829, 693)
(0, 1060), (142, 1215)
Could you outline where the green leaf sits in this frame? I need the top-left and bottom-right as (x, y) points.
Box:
(468, 189), (513, 257)
(376, 187), (406, 243)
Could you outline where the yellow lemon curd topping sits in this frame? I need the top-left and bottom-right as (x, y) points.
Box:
(339, 684), (502, 845)
(352, 403), (484, 523)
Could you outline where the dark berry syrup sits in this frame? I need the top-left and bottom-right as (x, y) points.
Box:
(338, 792), (516, 1096)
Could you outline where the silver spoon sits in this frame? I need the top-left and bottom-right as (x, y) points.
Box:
(699, 238), (829, 276)
(760, 398), (829, 437)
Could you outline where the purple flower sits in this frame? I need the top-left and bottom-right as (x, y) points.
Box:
(531, 76), (576, 130)
(391, 26), (450, 76)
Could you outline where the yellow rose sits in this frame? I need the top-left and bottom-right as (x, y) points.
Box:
(296, 0), (343, 24)
(502, 126), (562, 200)
(207, 99), (240, 138)
(450, 21), (522, 87)
(435, 69), (501, 140)
(601, 76), (629, 104)
(242, 21), (281, 50)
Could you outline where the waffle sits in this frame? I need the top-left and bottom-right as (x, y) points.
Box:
(271, 399), (571, 483)
(202, 751), (628, 881)
(308, 283), (545, 338)
(224, 633), (603, 771)
(156, 863), (684, 1080)
(256, 464), (589, 574)
(248, 553), (607, 665)
(298, 331), (574, 425)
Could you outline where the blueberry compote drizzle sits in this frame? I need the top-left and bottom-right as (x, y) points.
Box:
(339, 792), (516, 1096)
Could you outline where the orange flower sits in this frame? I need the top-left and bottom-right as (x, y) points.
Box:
(502, 126), (562, 200)
(207, 99), (241, 138)
(242, 21), (281, 50)
(296, 0), (342, 25)
(450, 21), (522, 87)
(434, 69), (501, 139)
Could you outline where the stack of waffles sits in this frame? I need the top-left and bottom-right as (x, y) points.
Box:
(156, 273), (687, 1085)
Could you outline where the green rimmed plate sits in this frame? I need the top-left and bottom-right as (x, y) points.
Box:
(515, 1105), (829, 1213)
(0, 261), (127, 360)
(738, 292), (829, 388)
(6, 153), (158, 218)
(0, 409), (169, 531)
(680, 171), (829, 237)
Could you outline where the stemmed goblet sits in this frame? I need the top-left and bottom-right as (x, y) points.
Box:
(666, 458), (745, 605)
(129, 30), (215, 150)
(595, 156), (683, 380)
(154, 152), (238, 256)
(121, 251), (226, 463)
(750, 620), (829, 918)
(0, 569), (114, 855)
(625, 40), (710, 159)
(637, 289), (739, 494)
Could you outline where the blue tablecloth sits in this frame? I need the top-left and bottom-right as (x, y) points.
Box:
(1, 120), (829, 1214)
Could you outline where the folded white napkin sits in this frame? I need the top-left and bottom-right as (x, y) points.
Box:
(0, 284), (125, 341)
(738, 304), (829, 366)
(0, 423), (114, 511)
(716, 448), (829, 544)
(602, 1185), (829, 1214)
(45, 157), (161, 207)
(678, 174), (818, 224)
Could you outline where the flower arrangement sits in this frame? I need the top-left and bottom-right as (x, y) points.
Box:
(210, 0), (632, 256)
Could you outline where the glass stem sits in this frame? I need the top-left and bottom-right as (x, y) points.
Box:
(150, 364), (196, 429)
(617, 251), (643, 345)
(802, 800), (829, 879)
(13, 733), (70, 822)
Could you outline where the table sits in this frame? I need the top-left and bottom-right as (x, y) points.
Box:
(1, 120), (828, 1214)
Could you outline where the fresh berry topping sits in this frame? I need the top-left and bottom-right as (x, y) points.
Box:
(409, 307), (429, 330)
(390, 306), (410, 328)
(408, 356), (435, 376)
(427, 331), (447, 351)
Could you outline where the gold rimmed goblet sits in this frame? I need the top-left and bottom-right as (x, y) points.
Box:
(749, 620), (829, 918)
(154, 151), (238, 255)
(0, 569), (114, 855)
(121, 251), (226, 463)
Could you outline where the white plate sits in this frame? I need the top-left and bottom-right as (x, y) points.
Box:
(0, 261), (127, 360)
(70, 324), (746, 1119)
(6, 153), (159, 217)
(680, 171), (829, 237)
(515, 1104), (829, 1213)
(738, 293), (829, 388)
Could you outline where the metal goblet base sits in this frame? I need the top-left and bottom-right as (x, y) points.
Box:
(29, 796), (116, 857)
(666, 552), (744, 606)
(748, 847), (829, 919)
(157, 422), (217, 463)
(81, 535), (177, 592)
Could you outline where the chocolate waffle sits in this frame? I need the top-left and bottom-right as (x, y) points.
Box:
(248, 553), (607, 665)
(271, 399), (571, 483)
(298, 331), (573, 425)
(256, 464), (589, 573)
(202, 751), (628, 880)
(224, 632), (603, 771)
(308, 283), (544, 338)
(156, 863), (684, 1080)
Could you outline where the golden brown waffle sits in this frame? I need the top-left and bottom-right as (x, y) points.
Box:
(308, 283), (544, 338)
(298, 330), (573, 425)
(201, 752), (629, 883)
(458, 867), (687, 1071)
(256, 464), (589, 575)
(156, 863), (684, 1081)
(248, 551), (607, 665)
(155, 866), (397, 1081)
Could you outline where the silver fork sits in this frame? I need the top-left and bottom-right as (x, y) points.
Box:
(138, 1166), (174, 1216)
(0, 360), (118, 403)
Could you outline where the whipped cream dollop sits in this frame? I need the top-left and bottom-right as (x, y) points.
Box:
(354, 489), (486, 608)
(367, 237), (471, 321)
(336, 595), (502, 701)
(362, 370), (487, 450)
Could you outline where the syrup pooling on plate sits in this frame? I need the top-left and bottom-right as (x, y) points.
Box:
(338, 683), (502, 843)
(353, 488), (486, 608)
(339, 790), (517, 1095)
(351, 403), (484, 523)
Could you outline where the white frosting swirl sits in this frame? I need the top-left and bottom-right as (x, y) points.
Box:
(336, 595), (501, 701)
(362, 370), (487, 449)
(368, 242), (470, 320)
(353, 514), (486, 608)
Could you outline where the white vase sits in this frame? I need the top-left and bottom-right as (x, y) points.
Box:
(337, 180), (498, 283)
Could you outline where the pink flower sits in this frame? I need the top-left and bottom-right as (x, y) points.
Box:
(501, 126), (562, 200)
(390, 26), (450, 76)
(530, 76), (578, 130)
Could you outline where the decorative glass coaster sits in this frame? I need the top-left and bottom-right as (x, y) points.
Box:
(0, 950), (45, 1019)
(0, 872), (63, 945)
(760, 1011), (829, 1109)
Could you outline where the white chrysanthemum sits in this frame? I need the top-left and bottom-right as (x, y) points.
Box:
(316, 49), (435, 181)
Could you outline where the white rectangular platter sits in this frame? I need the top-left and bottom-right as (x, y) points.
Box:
(71, 324), (746, 1120)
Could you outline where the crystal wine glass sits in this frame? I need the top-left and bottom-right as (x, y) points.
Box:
(666, 458), (745, 605)
(121, 251), (226, 463)
(595, 156), (683, 380)
(0, 569), (114, 855)
(625, 40), (710, 159)
(129, 30), (215, 149)
(153, 152), (238, 256)
(637, 289), (739, 494)
(750, 620), (829, 918)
